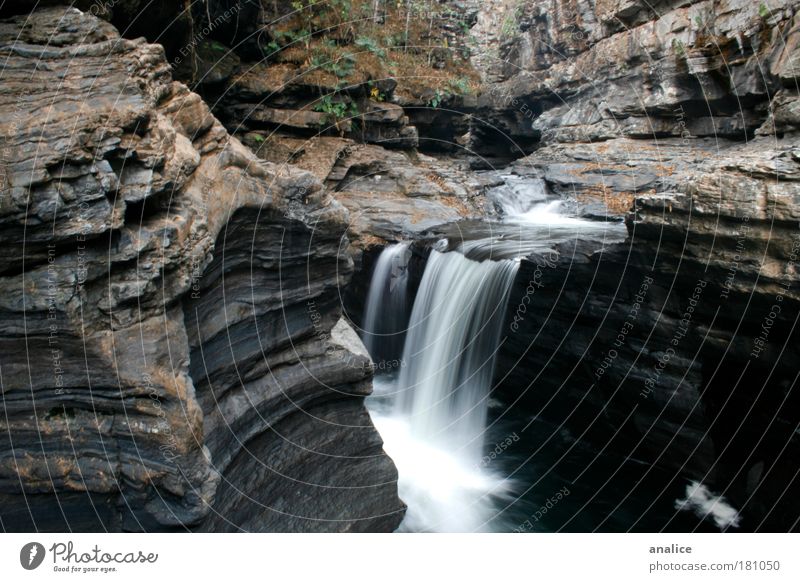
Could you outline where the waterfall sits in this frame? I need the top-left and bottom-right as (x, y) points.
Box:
(361, 242), (412, 367)
(488, 176), (587, 225)
(360, 176), (628, 532)
(365, 246), (520, 532)
(395, 250), (519, 460)
(489, 175), (549, 217)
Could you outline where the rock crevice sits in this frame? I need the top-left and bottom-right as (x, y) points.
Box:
(0, 7), (403, 532)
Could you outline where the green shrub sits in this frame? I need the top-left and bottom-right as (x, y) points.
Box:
(355, 36), (387, 59)
(314, 95), (357, 125)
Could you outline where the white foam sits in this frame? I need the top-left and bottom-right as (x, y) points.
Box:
(489, 176), (604, 227)
(674, 481), (742, 529)
(369, 408), (510, 532)
(363, 249), (519, 532)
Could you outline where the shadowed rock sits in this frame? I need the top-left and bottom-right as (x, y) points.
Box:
(0, 7), (403, 532)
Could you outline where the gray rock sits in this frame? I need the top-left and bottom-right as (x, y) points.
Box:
(471, 0), (800, 530)
(0, 7), (403, 532)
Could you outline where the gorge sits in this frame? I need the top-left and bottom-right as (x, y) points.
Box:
(0, 0), (799, 533)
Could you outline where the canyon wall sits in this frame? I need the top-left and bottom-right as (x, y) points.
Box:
(0, 7), (404, 532)
(1, 0), (798, 533)
(488, 0), (800, 530)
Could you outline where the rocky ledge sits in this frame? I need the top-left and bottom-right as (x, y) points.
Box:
(0, 7), (404, 532)
(472, 0), (800, 154)
(485, 0), (800, 531)
(496, 134), (800, 531)
(243, 134), (494, 256)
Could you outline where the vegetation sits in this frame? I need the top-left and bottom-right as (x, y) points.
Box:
(311, 50), (357, 80)
(500, 1), (525, 39)
(427, 77), (473, 108)
(671, 38), (686, 58)
(210, 40), (228, 52)
(368, 82), (386, 102)
(428, 88), (445, 108)
(314, 94), (359, 128)
(355, 35), (387, 59)
(258, 0), (480, 103)
(692, 10), (714, 33)
(500, 14), (517, 38)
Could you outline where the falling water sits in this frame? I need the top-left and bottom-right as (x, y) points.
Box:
(361, 242), (411, 365)
(488, 176), (588, 225)
(360, 178), (635, 532)
(395, 251), (519, 460)
(364, 246), (519, 532)
(488, 175), (549, 218)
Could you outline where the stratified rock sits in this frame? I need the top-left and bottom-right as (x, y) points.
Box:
(497, 134), (800, 531)
(473, 0), (799, 153)
(241, 134), (493, 252)
(467, 0), (800, 531)
(0, 7), (403, 532)
(509, 137), (736, 219)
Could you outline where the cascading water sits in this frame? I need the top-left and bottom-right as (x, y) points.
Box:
(395, 250), (519, 460)
(364, 246), (519, 532)
(489, 175), (549, 218)
(362, 176), (626, 532)
(361, 242), (411, 366)
(489, 176), (587, 225)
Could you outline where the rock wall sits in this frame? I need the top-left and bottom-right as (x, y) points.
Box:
(471, 0), (800, 156)
(0, 7), (404, 532)
(81, 0), (492, 253)
(485, 0), (800, 530)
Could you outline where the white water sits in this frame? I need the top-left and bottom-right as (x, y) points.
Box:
(395, 251), (519, 461)
(362, 179), (620, 531)
(490, 176), (593, 226)
(489, 175), (549, 218)
(361, 242), (411, 364)
(365, 249), (519, 531)
(515, 200), (582, 224)
(674, 481), (742, 530)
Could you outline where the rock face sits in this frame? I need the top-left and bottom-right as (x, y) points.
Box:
(472, 0), (800, 153)
(242, 133), (494, 254)
(481, 0), (800, 530)
(497, 137), (800, 531)
(0, 7), (404, 532)
(3, 0), (798, 534)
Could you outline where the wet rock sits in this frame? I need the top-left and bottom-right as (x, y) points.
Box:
(495, 133), (800, 531)
(472, 0), (800, 531)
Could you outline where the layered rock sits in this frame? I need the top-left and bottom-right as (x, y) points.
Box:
(478, 0), (800, 530)
(472, 0), (800, 155)
(496, 135), (800, 531)
(242, 133), (494, 254)
(0, 7), (403, 532)
(220, 61), (421, 148)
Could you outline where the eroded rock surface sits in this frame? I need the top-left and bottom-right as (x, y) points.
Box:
(0, 7), (403, 532)
(472, 0), (800, 155)
(243, 134), (494, 253)
(483, 0), (800, 531)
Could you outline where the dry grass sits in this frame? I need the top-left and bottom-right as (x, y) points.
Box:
(350, 233), (387, 250)
(263, 0), (480, 100)
(577, 186), (636, 215)
(438, 194), (472, 217)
